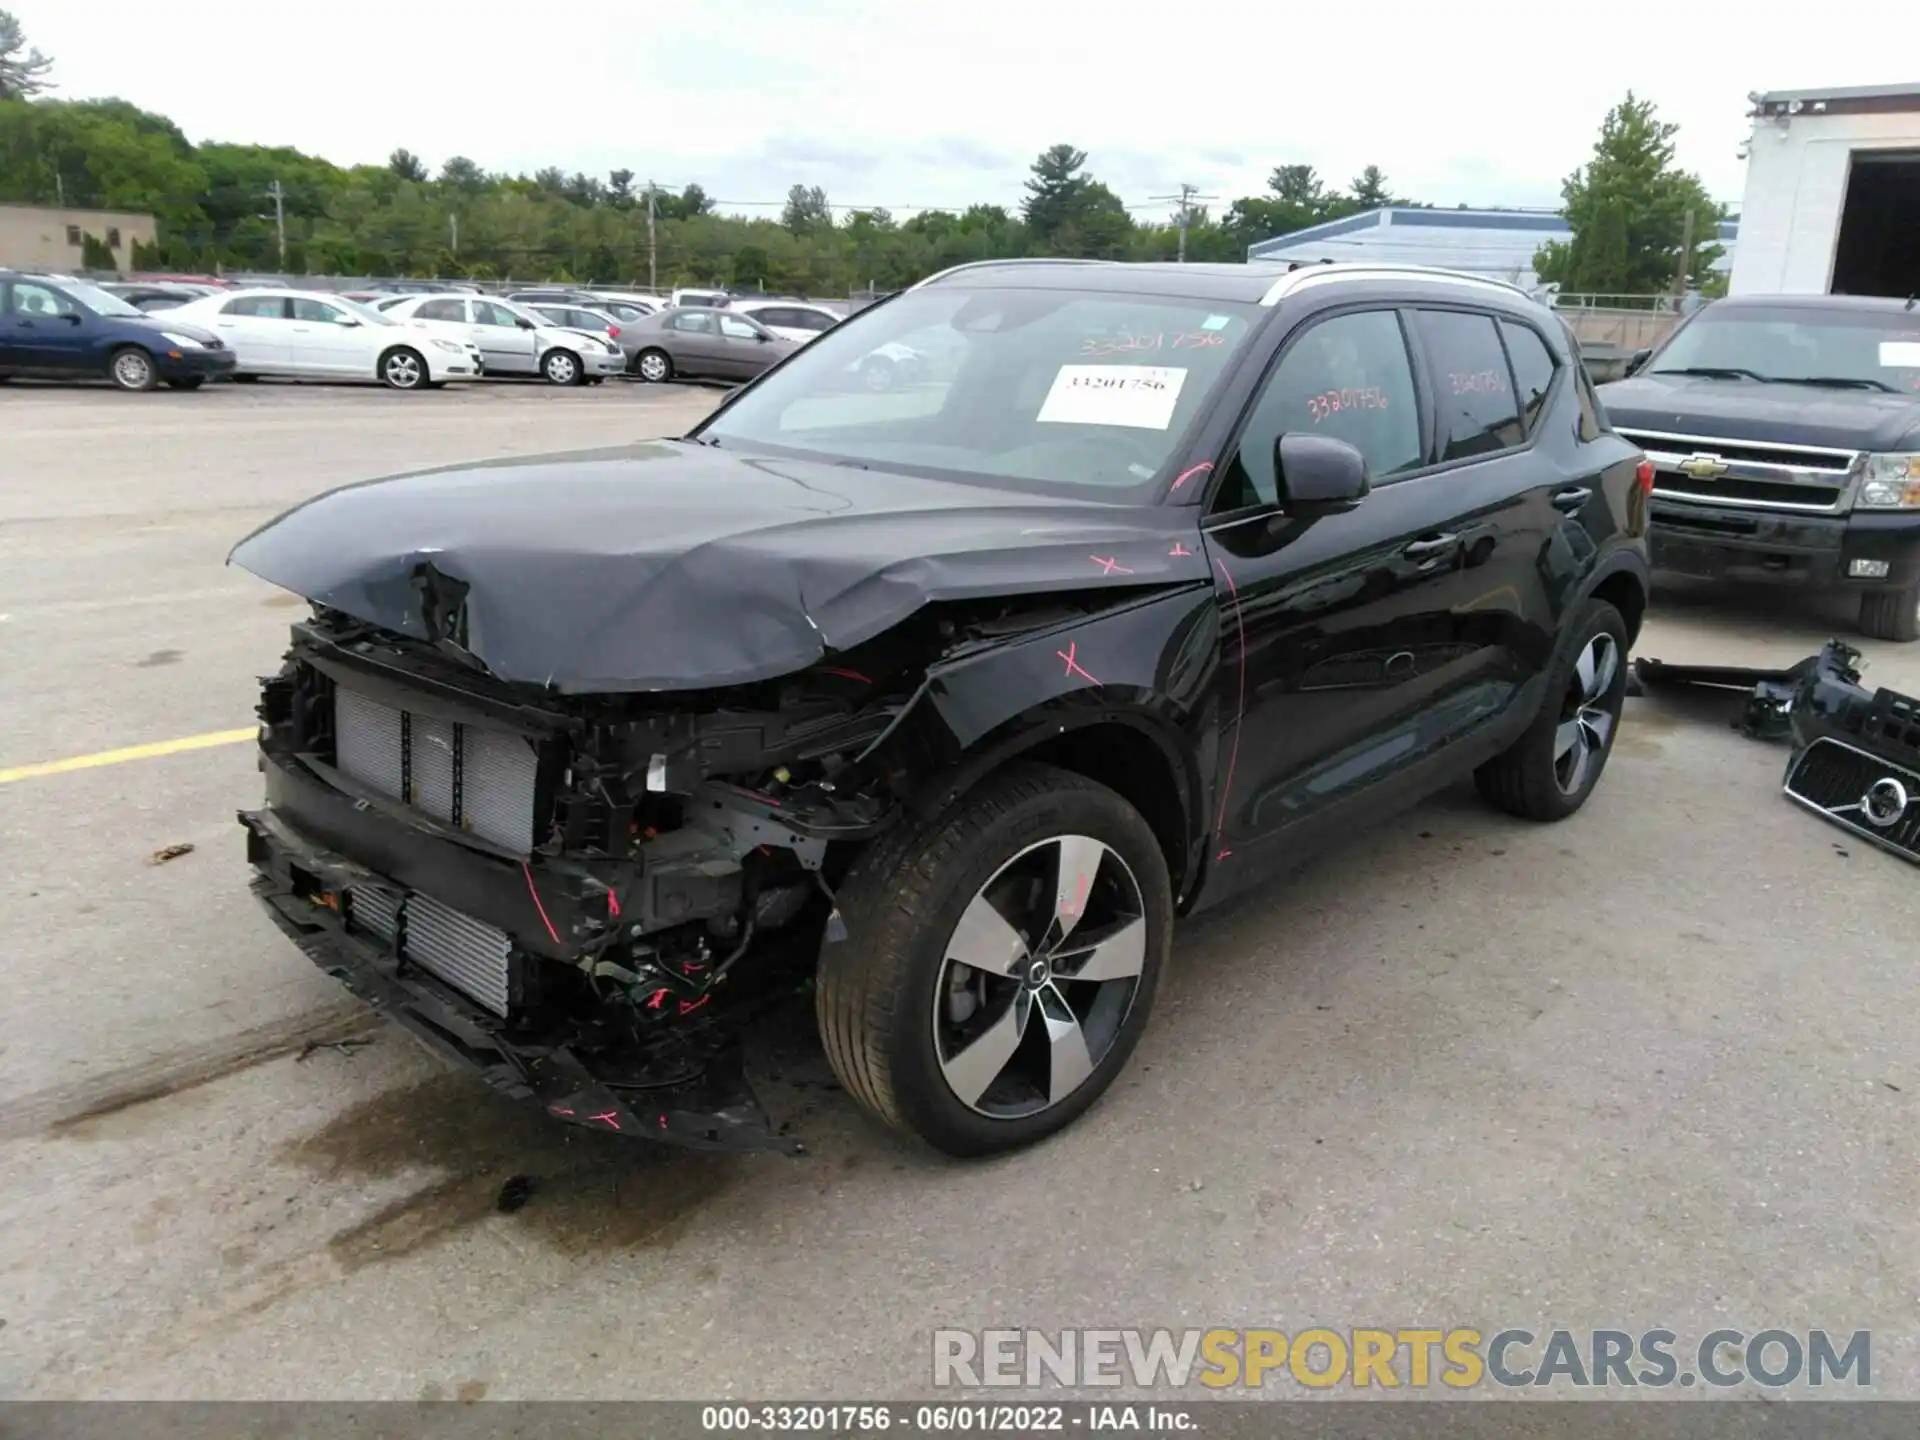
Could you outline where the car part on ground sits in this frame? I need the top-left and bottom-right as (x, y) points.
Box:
(232, 258), (1650, 1158)
(1633, 638), (1920, 864)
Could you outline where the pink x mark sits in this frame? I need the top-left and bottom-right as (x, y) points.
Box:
(1089, 555), (1134, 575)
(588, 1109), (622, 1131)
(1058, 641), (1101, 687)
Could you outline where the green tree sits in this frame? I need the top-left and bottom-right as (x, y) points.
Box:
(79, 231), (113, 269)
(0, 8), (52, 99)
(388, 147), (427, 182)
(1533, 92), (1722, 295)
(1021, 143), (1089, 249)
(1349, 165), (1397, 210)
(781, 183), (831, 235)
(606, 168), (635, 208)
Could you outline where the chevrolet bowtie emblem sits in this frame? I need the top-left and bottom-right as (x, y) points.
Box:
(1677, 453), (1730, 480)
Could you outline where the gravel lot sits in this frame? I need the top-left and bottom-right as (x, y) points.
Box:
(2, 382), (1917, 1401)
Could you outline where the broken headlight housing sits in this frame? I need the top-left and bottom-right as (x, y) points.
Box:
(1857, 453), (1920, 508)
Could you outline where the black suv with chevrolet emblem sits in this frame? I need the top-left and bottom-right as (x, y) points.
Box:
(1600, 294), (1920, 641)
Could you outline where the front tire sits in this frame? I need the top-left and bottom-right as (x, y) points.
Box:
(165, 376), (204, 391)
(109, 347), (158, 392)
(1859, 583), (1920, 643)
(379, 346), (427, 390)
(1475, 598), (1628, 821)
(542, 348), (582, 385)
(817, 763), (1172, 1157)
(635, 348), (672, 383)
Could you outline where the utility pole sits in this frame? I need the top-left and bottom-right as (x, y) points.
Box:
(264, 180), (286, 270)
(449, 211), (459, 257)
(1150, 183), (1217, 263)
(1673, 207), (1696, 310)
(645, 180), (659, 293)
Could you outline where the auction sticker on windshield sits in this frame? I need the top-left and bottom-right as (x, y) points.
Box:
(1037, 365), (1188, 429)
(1879, 341), (1920, 367)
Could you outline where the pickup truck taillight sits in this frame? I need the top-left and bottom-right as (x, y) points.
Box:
(1635, 458), (1654, 496)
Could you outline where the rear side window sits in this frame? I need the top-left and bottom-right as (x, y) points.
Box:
(1499, 320), (1557, 435)
(415, 298), (464, 321)
(1411, 309), (1523, 461)
(670, 312), (716, 334)
(1215, 308), (1422, 510)
(223, 294), (286, 318)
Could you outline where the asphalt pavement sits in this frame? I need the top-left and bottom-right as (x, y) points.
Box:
(2, 381), (1916, 1401)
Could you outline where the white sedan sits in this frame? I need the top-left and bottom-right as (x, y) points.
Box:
(156, 288), (481, 389)
(378, 294), (626, 385)
(728, 299), (844, 344)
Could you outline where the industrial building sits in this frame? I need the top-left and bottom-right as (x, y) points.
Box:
(1729, 82), (1920, 297)
(0, 204), (157, 273)
(1246, 206), (1740, 293)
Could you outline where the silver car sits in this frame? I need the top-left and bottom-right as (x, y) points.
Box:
(627, 306), (798, 383)
(525, 302), (642, 372)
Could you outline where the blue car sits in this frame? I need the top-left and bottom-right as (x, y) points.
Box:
(0, 271), (238, 391)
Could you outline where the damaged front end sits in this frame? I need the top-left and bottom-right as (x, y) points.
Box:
(1634, 640), (1920, 864)
(239, 605), (926, 1152)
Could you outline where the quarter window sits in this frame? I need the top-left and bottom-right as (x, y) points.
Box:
(1499, 319), (1558, 435)
(670, 312), (716, 334)
(1411, 309), (1523, 462)
(1215, 308), (1422, 511)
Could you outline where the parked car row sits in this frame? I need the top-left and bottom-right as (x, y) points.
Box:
(1, 268), (877, 393)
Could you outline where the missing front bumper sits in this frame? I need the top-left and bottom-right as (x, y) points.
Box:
(241, 807), (804, 1155)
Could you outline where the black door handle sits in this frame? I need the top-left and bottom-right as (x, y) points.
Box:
(1402, 533), (1460, 561)
(1552, 487), (1593, 512)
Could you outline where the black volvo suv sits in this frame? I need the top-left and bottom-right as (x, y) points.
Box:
(234, 260), (1651, 1157)
(1600, 294), (1920, 641)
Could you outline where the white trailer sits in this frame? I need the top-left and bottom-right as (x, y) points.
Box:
(1730, 82), (1920, 297)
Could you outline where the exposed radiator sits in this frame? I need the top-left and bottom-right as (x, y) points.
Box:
(347, 884), (514, 1016)
(333, 686), (539, 853)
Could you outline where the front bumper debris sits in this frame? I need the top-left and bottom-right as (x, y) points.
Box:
(242, 805), (805, 1154)
(1633, 638), (1920, 864)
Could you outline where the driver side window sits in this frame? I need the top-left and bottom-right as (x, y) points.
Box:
(1213, 309), (1422, 512)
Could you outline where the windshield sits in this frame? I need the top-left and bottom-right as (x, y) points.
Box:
(1650, 305), (1920, 392)
(698, 287), (1259, 496)
(339, 297), (395, 325)
(63, 279), (145, 318)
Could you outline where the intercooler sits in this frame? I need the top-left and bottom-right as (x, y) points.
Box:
(347, 883), (515, 1016)
(333, 686), (540, 853)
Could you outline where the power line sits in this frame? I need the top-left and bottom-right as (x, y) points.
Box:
(1149, 184), (1218, 263)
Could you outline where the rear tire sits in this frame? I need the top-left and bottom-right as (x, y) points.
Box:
(1859, 583), (1920, 643)
(165, 377), (204, 391)
(817, 763), (1172, 1157)
(542, 348), (583, 385)
(231, 373), (260, 383)
(1475, 598), (1628, 822)
(108, 347), (158, 392)
(379, 346), (428, 390)
(635, 348), (672, 383)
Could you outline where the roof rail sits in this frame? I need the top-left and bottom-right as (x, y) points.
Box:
(910, 257), (1110, 291)
(1257, 262), (1533, 307)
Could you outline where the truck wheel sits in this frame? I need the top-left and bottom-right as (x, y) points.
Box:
(109, 346), (158, 392)
(1859, 584), (1920, 643)
(817, 763), (1172, 1157)
(1475, 598), (1629, 822)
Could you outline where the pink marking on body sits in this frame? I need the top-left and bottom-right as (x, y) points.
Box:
(678, 995), (710, 1016)
(646, 988), (669, 1010)
(521, 861), (562, 946)
(549, 1106), (575, 1117)
(588, 1109), (622, 1131)
(1171, 461), (1214, 491)
(1212, 556), (1248, 856)
(1057, 641), (1102, 687)
(1168, 542), (1194, 557)
(1217, 848), (1233, 862)
(1090, 554), (1134, 576)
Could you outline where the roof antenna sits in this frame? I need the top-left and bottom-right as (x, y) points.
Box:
(1906, 294), (1916, 311)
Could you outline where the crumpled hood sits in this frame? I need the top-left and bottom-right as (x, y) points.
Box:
(228, 441), (1208, 693)
(1599, 373), (1920, 452)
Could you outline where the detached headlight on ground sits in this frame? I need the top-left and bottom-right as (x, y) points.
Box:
(1858, 454), (1920, 508)
(160, 332), (203, 348)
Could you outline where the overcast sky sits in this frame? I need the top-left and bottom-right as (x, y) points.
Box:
(21, 0), (1915, 220)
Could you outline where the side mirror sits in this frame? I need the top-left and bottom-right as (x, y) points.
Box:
(334, 315), (361, 327)
(755, 332), (772, 342)
(1625, 347), (1652, 377)
(516, 318), (536, 330)
(1274, 433), (1370, 518)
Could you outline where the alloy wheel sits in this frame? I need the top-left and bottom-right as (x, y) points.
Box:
(384, 351), (422, 388)
(1554, 633), (1620, 795)
(933, 834), (1147, 1119)
(639, 353), (669, 382)
(113, 351), (153, 389)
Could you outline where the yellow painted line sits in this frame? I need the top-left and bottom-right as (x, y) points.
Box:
(0, 727), (256, 786)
